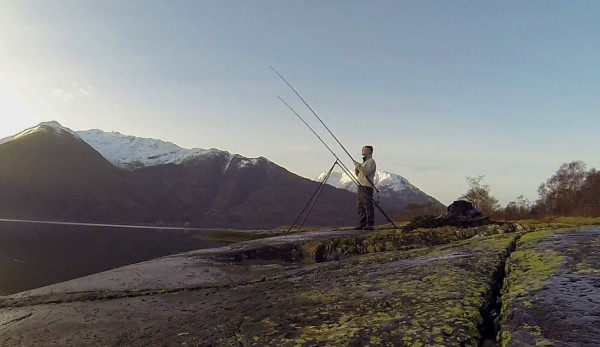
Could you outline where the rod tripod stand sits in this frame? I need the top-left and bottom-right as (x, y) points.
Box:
(271, 66), (398, 233)
(286, 160), (398, 234)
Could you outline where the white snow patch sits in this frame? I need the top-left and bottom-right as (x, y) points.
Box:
(0, 121), (81, 146)
(317, 171), (357, 192)
(317, 170), (421, 194)
(237, 158), (259, 168)
(222, 154), (234, 173)
(2, 122), (272, 172)
(77, 129), (226, 170)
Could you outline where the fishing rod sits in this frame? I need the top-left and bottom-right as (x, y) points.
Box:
(279, 97), (345, 168)
(277, 96), (398, 229)
(277, 96), (363, 190)
(270, 66), (356, 164)
(271, 66), (380, 193)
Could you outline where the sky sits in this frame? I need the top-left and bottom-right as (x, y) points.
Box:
(1, 1), (599, 206)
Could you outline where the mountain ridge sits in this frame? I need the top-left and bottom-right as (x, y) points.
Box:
(0, 122), (357, 228)
(0, 121), (82, 146)
(0, 121), (445, 227)
(77, 129), (230, 170)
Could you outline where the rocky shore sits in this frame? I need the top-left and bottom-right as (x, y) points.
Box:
(0, 223), (598, 346)
(500, 226), (600, 346)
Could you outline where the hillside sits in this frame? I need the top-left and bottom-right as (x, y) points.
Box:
(0, 123), (129, 221)
(0, 122), (356, 228)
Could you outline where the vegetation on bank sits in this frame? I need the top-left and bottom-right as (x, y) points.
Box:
(392, 160), (600, 224)
(464, 160), (600, 220)
(516, 216), (600, 229)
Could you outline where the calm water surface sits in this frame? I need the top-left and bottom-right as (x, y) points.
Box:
(0, 222), (233, 295)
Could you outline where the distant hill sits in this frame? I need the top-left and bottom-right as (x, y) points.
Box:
(0, 122), (356, 228)
(79, 125), (445, 220)
(0, 122), (128, 221)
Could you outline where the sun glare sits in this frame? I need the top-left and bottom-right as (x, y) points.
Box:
(0, 82), (42, 139)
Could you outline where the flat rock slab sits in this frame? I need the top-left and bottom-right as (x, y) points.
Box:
(0, 231), (515, 346)
(1, 230), (364, 305)
(500, 226), (600, 346)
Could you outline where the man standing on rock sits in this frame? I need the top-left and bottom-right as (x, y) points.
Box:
(354, 145), (376, 230)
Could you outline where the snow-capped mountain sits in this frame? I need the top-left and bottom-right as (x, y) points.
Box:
(77, 129), (277, 173)
(0, 120), (357, 228)
(0, 121), (82, 146)
(317, 170), (420, 196)
(0, 120), (445, 227)
(317, 170), (444, 211)
(0, 121), (273, 172)
(77, 129), (225, 170)
(74, 128), (274, 171)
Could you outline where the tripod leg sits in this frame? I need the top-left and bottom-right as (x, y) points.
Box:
(286, 161), (338, 234)
(297, 167), (335, 231)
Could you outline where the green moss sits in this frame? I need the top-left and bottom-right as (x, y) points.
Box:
(505, 249), (564, 294)
(402, 335), (413, 343)
(500, 330), (512, 347)
(369, 336), (381, 345)
(517, 229), (556, 246)
(523, 323), (542, 336)
(575, 260), (600, 275)
(441, 324), (454, 335)
(535, 339), (554, 346)
(296, 287), (342, 305)
(300, 241), (325, 257)
(548, 216), (600, 226)
(262, 233), (517, 346)
(504, 230), (565, 304)
(500, 230), (569, 347)
(502, 250), (564, 319)
(384, 241), (396, 251)
(516, 216), (600, 231)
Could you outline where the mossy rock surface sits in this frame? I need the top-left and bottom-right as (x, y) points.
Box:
(0, 229), (515, 346)
(500, 226), (600, 347)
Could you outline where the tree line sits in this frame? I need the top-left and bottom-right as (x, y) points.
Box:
(463, 160), (600, 220)
(392, 160), (599, 222)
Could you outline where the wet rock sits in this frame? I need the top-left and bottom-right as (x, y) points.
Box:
(0, 230), (516, 346)
(499, 226), (600, 346)
(402, 213), (494, 232)
(2, 224), (597, 346)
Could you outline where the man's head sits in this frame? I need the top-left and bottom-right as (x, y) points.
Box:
(362, 145), (373, 157)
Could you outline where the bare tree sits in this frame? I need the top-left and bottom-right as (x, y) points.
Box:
(501, 195), (532, 220)
(460, 175), (500, 215)
(578, 168), (600, 216)
(537, 161), (587, 215)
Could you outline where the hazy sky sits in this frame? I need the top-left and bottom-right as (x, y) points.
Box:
(1, 1), (599, 205)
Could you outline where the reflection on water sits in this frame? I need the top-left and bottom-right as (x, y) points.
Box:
(0, 222), (233, 295)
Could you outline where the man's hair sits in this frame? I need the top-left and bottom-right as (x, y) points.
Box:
(364, 145), (373, 154)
